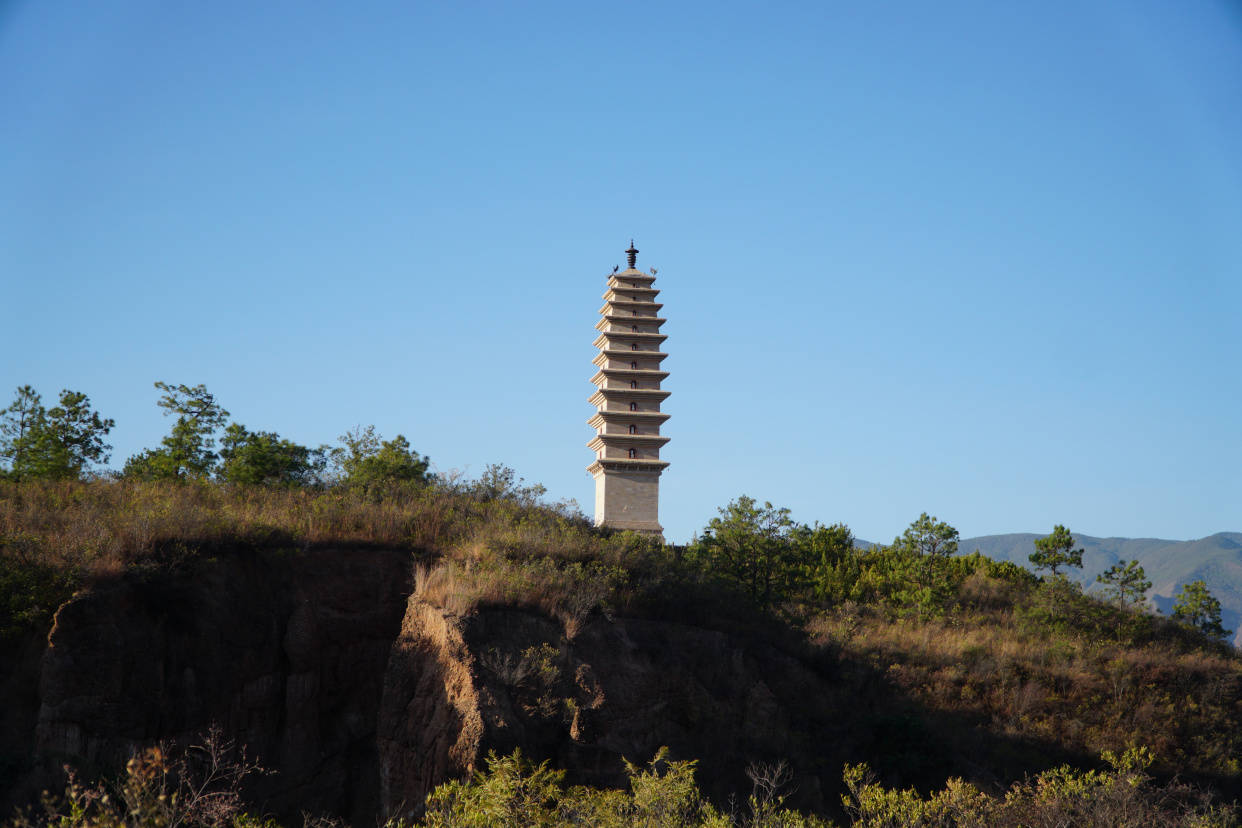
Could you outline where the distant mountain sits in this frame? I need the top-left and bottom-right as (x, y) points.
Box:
(960, 532), (1242, 646)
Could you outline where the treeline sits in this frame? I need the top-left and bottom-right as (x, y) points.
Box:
(0, 382), (438, 489)
(1, 380), (1231, 645)
(685, 497), (1231, 644)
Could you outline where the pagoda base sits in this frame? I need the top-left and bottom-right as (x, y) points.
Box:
(591, 464), (663, 540)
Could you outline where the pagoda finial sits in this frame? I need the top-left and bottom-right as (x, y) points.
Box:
(626, 240), (638, 270)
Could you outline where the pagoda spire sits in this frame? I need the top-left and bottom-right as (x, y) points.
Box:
(586, 241), (670, 537)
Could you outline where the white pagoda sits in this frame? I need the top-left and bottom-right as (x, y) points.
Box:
(587, 241), (669, 537)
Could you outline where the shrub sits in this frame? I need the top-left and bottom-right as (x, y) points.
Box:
(9, 726), (268, 828)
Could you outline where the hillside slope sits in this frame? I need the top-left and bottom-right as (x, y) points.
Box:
(3, 481), (1241, 824)
(962, 532), (1242, 645)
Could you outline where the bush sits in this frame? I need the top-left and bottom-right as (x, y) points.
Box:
(842, 746), (1235, 827)
(9, 727), (269, 828)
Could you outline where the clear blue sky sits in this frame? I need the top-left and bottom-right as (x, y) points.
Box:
(3, 1), (1240, 544)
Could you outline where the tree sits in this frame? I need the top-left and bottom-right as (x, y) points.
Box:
(892, 512), (959, 593)
(1172, 579), (1231, 640)
(692, 495), (797, 607)
(894, 513), (959, 559)
(469, 463), (547, 506)
(0, 386), (114, 480)
(1029, 524), (1084, 577)
(0, 385), (44, 476)
(792, 522), (857, 602)
(217, 423), (325, 486)
(124, 382), (229, 480)
(1096, 559), (1151, 607)
(331, 425), (430, 487)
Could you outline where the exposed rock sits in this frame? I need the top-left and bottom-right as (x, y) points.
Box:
(377, 600), (838, 818)
(17, 553), (852, 824)
(33, 548), (412, 825)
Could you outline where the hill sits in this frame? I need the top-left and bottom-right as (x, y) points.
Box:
(2, 480), (1240, 826)
(961, 532), (1242, 645)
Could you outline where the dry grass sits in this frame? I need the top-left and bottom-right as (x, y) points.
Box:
(808, 576), (1242, 782)
(0, 478), (662, 640)
(0, 478), (611, 570)
(414, 554), (622, 637)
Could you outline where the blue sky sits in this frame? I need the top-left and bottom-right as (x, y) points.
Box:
(2, 1), (1240, 544)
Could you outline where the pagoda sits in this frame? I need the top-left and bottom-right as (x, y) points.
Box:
(587, 241), (670, 537)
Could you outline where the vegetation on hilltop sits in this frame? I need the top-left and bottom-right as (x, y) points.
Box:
(3, 381), (1241, 824)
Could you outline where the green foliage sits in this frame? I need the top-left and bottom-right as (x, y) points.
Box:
(421, 747), (785, 827)
(0, 531), (78, 640)
(0, 386), (114, 481)
(689, 496), (800, 607)
(686, 503), (988, 616)
(1020, 573), (1096, 634)
(124, 382), (229, 480)
(1029, 524), (1084, 576)
(843, 515), (968, 613)
(331, 425), (430, 488)
(796, 522), (858, 604)
(891, 513), (961, 602)
(892, 512), (959, 560)
(1173, 579), (1231, 640)
(690, 499), (804, 608)
(0, 386), (43, 477)
(217, 423), (325, 487)
(1097, 559), (1152, 607)
(420, 746), (1232, 827)
(422, 749), (568, 827)
(467, 463), (548, 507)
(1018, 572), (1157, 644)
(842, 746), (1233, 827)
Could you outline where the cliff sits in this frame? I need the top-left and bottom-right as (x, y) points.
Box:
(378, 599), (840, 819)
(24, 548), (412, 824)
(7, 537), (1241, 825)
(9, 548), (848, 822)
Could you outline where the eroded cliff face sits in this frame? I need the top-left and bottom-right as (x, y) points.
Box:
(33, 549), (413, 825)
(16, 554), (848, 824)
(378, 600), (842, 819)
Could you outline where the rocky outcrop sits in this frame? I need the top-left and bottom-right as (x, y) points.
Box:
(19, 553), (852, 824)
(33, 548), (412, 825)
(377, 600), (840, 819)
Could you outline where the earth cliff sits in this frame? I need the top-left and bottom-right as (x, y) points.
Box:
(21, 548), (411, 824)
(10, 549), (853, 822)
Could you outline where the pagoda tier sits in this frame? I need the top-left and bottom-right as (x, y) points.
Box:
(604, 287), (659, 300)
(598, 300), (664, 314)
(592, 331), (667, 348)
(595, 314), (668, 330)
(592, 349), (669, 363)
(587, 388), (670, 406)
(587, 410), (670, 427)
(587, 242), (669, 536)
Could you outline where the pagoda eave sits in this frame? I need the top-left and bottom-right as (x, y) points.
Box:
(597, 314), (667, 326)
(598, 301), (665, 315)
(603, 288), (659, 301)
(590, 369), (670, 384)
(587, 411), (671, 428)
(592, 349), (669, 364)
(588, 388), (671, 406)
(608, 270), (655, 286)
(587, 458), (669, 475)
(593, 332), (667, 348)
(593, 315), (665, 332)
(587, 434), (671, 451)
